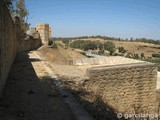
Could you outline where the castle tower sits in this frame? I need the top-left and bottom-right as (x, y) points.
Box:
(36, 24), (50, 44)
(49, 27), (52, 39)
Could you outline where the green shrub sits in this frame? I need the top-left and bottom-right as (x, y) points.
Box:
(140, 53), (145, 58)
(118, 47), (127, 53)
(152, 54), (160, 58)
(48, 40), (53, 46)
(70, 40), (97, 51)
(133, 54), (140, 59)
(103, 42), (115, 55)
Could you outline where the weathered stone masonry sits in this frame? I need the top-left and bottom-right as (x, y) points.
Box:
(0, 0), (17, 97)
(0, 0), (42, 97)
(86, 62), (158, 114)
(36, 24), (51, 44)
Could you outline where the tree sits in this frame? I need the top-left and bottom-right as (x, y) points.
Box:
(16, 0), (30, 31)
(8, 0), (30, 31)
(99, 43), (104, 50)
(152, 54), (160, 58)
(6, 0), (16, 13)
(16, 0), (28, 21)
(133, 54), (140, 59)
(48, 40), (53, 46)
(118, 47), (127, 53)
(69, 40), (97, 51)
(130, 37), (133, 41)
(104, 42), (115, 55)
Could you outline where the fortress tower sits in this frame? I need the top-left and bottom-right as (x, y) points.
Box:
(49, 27), (52, 39)
(36, 24), (52, 44)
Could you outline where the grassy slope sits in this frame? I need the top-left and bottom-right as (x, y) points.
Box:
(37, 44), (85, 65)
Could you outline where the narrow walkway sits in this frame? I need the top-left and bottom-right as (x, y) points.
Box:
(0, 52), (74, 120)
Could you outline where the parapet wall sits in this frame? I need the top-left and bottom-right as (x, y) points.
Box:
(86, 62), (158, 114)
(0, 0), (17, 96)
(71, 56), (144, 66)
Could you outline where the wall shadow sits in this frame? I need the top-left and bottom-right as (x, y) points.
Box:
(40, 75), (126, 120)
(29, 58), (43, 62)
(65, 85), (126, 120)
(0, 52), (74, 120)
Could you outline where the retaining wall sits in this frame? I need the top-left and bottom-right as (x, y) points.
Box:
(71, 56), (145, 66)
(86, 62), (158, 114)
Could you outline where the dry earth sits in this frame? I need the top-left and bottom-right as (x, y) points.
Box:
(35, 46), (123, 120)
(0, 52), (74, 120)
(36, 45), (88, 81)
(35, 44), (160, 120)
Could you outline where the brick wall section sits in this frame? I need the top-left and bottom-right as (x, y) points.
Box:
(86, 62), (158, 114)
(0, 0), (17, 96)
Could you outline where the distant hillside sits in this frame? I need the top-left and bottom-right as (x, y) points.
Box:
(65, 38), (160, 57)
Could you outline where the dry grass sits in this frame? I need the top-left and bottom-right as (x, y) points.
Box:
(70, 38), (160, 57)
(113, 40), (160, 57)
(37, 44), (85, 65)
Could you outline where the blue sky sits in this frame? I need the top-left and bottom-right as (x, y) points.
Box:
(26, 0), (160, 39)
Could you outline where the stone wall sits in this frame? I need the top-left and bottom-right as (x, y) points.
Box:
(49, 27), (52, 39)
(85, 62), (158, 115)
(71, 56), (145, 66)
(23, 36), (42, 51)
(0, 0), (42, 97)
(0, 0), (17, 96)
(36, 24), (50, 44)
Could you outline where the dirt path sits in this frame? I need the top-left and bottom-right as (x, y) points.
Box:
(0, 52), (74, 120)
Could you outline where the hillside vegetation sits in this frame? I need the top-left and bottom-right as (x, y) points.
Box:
(57, 37), (160, 58)
(52, 37), (160, 70)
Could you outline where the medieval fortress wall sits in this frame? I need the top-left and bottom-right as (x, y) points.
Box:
(0, 1), (42, 97)
(0, 0), (49, 98)
(0, 0), (17, 97)
(0, 0), (159, 116)
(36, 24), (52, 44)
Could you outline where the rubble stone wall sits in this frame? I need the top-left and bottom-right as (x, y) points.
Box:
(86, 62), (158, 114)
